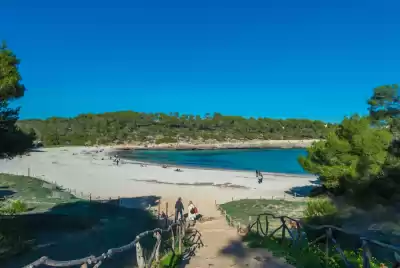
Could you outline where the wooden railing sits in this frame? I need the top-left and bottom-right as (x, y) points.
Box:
(23, 217), (203, 268)
(216, 204), (400, 268)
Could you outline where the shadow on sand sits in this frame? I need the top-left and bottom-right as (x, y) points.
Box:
(0, 195), (162, 268)
(285, 179), (321, 197)
(217, 237), (286, 268)
(0, 187), (16, 199)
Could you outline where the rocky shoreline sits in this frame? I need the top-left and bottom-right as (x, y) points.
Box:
(112, 139), (319, 151)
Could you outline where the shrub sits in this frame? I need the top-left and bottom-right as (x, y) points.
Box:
(244, 231), (390, 268)
(0, 200), (28, 215)
(303, 198), (337, 219)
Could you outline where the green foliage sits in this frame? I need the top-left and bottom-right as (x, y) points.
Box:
(367, 84), (400, 132)
(0, 200), (28, 215)
(17, 112), (336, 146)
(244, 232), (389, 268)
(299, 115), (392, 193)
(159, 252), (182, 268)
(155, 136), (178, 144)
(220, 199), (306, 231)
(303, 198), (337, 219)
(0, 41), (26, 100)
(0, 41), (33, 155)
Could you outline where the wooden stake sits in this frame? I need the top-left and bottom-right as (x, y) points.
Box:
(155, 232), (161, 265)
(171, 227), (175, 250)
(136, 240), (145, 268)
(178, 225), (182, 254)
(166, 202), (169, 226)
(158, 201), (161, 219)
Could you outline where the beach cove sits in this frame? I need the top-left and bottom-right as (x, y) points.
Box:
(117, 148), (309, 174)
(0, 147), (316, 217)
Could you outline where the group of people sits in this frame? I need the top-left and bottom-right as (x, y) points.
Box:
(174, 197), (199, 222)
(256, 170), (263, 184)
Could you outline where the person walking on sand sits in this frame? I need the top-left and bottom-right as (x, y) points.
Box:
(258, 171), (263, 184)
(175, 197), (184, 222)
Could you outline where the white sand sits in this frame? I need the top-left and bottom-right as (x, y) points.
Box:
(0, 147), (316, 217)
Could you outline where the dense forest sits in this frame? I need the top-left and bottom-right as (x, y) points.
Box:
(17, 113), (336, 146)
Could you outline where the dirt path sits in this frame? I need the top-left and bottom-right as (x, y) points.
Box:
(181, 210), (294, 268)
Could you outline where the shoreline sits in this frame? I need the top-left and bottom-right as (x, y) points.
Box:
(0, 146), (317, 217)
(111, 139), (319, 150)
(110, 147), (311, 176)
(113, 152), (312, 177)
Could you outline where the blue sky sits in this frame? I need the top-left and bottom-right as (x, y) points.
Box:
(2, 0), (399, 122)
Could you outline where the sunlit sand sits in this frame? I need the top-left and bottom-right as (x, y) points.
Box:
(0, 147), (315, 217)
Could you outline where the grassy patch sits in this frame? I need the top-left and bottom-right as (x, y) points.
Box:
(0, 173), (160, 267)
(220, 199), (306, 231)
(243, 232), (390, 268)
(0, 173), (76, 212)
(221, 198), (395, 267)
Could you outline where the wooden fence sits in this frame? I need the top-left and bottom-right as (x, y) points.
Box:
(23, 216), (201, 268)
(216, 204), (400, 268)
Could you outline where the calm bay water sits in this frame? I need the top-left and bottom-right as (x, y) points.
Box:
(120, 148), (308, 174)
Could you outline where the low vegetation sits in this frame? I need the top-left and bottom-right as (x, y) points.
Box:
(220, 199), (306, 230)
(243, 232), (387, 268)
(221, 198), (394, 267)
(302, 198), (337, 219)
(0, 174), (161, 267)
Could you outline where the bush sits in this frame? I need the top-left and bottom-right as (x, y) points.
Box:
(303, 198), (337, 219)
(0, 200), (29, 215)
(244, 232), (389, 268)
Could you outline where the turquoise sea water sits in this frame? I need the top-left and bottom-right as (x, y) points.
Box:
(119, 148), (308, 174)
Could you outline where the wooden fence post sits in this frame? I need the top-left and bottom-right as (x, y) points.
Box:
(171, 227), (175, 250)
(248, 216), (252, 231)
(178, 224), (182, 254)
(166, 202), (169, 226)
(361, 239), (371, 268)
(158, 202), (161, 219)
(89, 193), (92, 202)
(281, 217), (286, 240)
(136, 239), (145, 268)
(28, 167), (30, 177)
(151, 232), (162, 266)
(325, 228), (331, 268)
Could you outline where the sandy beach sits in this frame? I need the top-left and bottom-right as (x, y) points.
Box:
(0, 147), (316, 217)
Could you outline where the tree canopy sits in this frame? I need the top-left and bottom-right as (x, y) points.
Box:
(299, 115), (392, 193)
(299, 84), (400, 202)
(0, 41), (26, 101)
(17, 112), (336, 146)
(0, 42), (34, 155)
(368, 84), (400, 133)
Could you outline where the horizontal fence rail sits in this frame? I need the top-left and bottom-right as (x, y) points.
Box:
(23, 215), (202, 268)
(216, 204), (400, 268)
